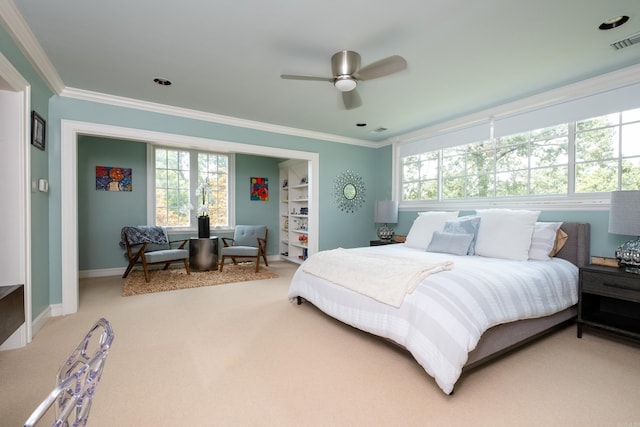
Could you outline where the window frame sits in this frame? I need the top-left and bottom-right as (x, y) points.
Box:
(147, 145), (235, 234)
(394, 109), (640, 211)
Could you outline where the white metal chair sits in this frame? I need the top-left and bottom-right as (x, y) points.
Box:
(24, 318), (115, 427)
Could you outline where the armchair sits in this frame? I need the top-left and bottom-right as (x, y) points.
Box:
(121, 226), (190, 282)
(219, 225), (268, 273)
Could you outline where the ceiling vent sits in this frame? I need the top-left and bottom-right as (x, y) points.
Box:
(611, 32), (640, 50)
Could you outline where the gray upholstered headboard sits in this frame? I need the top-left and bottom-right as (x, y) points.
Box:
(555, 222), (590, 267)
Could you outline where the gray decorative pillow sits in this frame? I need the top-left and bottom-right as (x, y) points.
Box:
(443, 215), (481, 255)
(426, 231), (474, 256)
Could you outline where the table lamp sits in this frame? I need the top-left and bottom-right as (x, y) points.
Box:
(374, 200), (398, 241)
(608, 190), (640, 273)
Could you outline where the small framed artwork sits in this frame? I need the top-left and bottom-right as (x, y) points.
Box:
(31, 111), (46, 151)
(250, 177), (269, 201)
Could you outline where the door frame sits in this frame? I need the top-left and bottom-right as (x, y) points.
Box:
(60, 120), (319, 314)
(0, 52), (32, 347)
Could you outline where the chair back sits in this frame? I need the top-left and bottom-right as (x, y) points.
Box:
(233, 225), (267, 247)
(24, 318), (115, 427)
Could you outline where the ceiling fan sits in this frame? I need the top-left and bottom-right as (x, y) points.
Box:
(280, 50), (407, 110)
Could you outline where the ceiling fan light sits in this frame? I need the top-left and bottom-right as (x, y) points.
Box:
(334, 76), (357, 92)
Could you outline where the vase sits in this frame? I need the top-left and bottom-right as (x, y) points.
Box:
(198, 216), (210, 238)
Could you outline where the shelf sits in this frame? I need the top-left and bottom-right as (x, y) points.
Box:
(280, 160), (311, 266)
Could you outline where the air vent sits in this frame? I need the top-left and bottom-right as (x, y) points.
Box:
(611, 32), (640, 50)
(371, 127), (388, 133)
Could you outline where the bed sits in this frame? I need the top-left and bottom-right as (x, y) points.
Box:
(287, 219), (590, 395)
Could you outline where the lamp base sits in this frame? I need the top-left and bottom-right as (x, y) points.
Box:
(615, 236), (640, 273)
(377, 224), (394, 241)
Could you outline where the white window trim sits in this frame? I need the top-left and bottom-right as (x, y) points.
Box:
(146, 145), (236, 234)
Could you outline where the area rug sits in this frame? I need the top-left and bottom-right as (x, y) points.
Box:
(122, 263), (278, 296)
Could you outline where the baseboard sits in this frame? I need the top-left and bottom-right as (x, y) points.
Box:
(79, 267), (125, 278)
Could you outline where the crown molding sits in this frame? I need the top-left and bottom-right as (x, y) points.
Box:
(388, 63), (640, 145)
(0, 1), (64, 94)
(60, 87), (376, 147)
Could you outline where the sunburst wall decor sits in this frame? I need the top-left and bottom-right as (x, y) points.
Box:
(333, 169), (366, 213)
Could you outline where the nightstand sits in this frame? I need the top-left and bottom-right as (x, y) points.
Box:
(369, 240), (400, 246)
(578, 265), (640, 340)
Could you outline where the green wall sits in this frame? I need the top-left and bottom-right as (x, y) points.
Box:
(77, 136), (147, 270)
(77, 137), (283, 271)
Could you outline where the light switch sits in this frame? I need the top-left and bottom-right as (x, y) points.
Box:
(38, 179), (49, 192)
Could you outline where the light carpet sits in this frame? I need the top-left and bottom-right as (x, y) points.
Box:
(122, 262), (277, 296)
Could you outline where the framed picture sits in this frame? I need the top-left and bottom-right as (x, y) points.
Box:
(31, 111), (46, 151)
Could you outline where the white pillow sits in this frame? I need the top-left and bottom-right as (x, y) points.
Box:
(528, 222), (563, 261)
(404, 211), (459, 250)
(474, 209), (540, 261)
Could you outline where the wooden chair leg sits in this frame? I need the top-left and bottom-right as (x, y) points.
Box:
(142, 259), (150, 283)
(219, 256), (225, 272)
(183, 260), (191, 275)
(122, 261), (136, 278)
(255, 256), (260, 273)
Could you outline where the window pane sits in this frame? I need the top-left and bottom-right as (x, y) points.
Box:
(621, 122), (640, 157)
(442, 177), (465, 199)
(419, 180), (438, 200)
(576, 113), (619, 131)
(622, 157), (640, 190)
(575, 160), (617, 193)
(402, 181), (420, 200)
(530, 124), (568, 140)
(496, 141), (528, 172)
(442, 155), (465, 178)
(575, 127), (618, 161)
(495, 170), (528, 197)
(466, 148), (494, 175)
(530, 137), (568, 167)
(622, 108), (640, 124)
(530, 166), (567, 195)
(466, 174), (494, 198)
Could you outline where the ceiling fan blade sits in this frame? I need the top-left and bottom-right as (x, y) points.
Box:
(280, 74), (333, 82)
(342, 89), (362, 110)
(355, 55), (407, 80)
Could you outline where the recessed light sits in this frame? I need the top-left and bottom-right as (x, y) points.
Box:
(356, 123), (367, 127)
(599, 15), (629, 30)
(153, 78), (172, 86)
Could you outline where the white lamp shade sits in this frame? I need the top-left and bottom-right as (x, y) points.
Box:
(609, 190), (640, 236)
(374, 200), (398, 223)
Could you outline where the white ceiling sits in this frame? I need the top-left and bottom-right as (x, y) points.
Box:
(9, 0), (640, 142)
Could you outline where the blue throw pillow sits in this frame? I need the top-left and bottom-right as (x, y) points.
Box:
(427, 231), (474, 256)
(443, 215), (481, 255)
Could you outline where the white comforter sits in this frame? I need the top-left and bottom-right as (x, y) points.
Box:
(287, 245), (579, 394)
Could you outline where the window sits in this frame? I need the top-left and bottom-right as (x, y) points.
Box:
(401, 107), (640, 202)
(153, 147), (230, 229)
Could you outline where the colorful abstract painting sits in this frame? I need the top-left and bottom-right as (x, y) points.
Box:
(96, 166), (132, 192)
(250, 177), (268, 201)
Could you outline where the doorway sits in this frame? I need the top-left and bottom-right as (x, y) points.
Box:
(60, 120), (319, 314)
